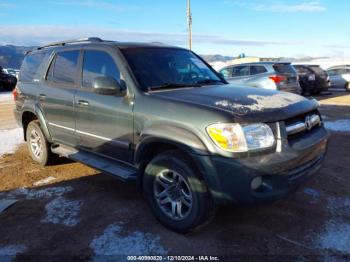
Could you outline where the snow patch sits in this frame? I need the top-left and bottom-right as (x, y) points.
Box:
(41, 196), (82, 227)
(317, 220), (350, 253)
(0, 244), (26, 258)
(1, 186), (74, 200)
(327, 196), (350, 216)
(33, 176), (56, 186)
(214, 93), (304, 113)
(0, 92), (12, 102)
(314, 196), (350, 252)
(247, 93), (304, 110)
(0, 128), (24, 156)
(90, 223), (167, 256)
(324, 119), (350, 132)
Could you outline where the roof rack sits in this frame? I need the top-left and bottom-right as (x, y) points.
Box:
(36, 37), (104, 50)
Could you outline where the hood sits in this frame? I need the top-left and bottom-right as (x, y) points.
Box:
(150, 85), (318, 123)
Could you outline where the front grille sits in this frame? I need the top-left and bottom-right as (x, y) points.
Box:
(285, 110), (322, 141)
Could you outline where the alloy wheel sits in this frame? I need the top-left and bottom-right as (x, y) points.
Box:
(153, 169), (193, 220)
(29, 129), (43, 158)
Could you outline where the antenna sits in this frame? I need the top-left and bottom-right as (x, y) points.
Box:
(187, 0), (192, 50)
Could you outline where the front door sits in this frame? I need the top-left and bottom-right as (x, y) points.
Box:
(74, 48), (134, 163)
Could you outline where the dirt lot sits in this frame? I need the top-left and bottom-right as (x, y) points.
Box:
(0, 90), (349, 261)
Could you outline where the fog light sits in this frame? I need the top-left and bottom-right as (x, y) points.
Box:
(251, 176), (263, 190)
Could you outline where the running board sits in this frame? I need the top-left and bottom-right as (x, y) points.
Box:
(51, 144), (138, 181)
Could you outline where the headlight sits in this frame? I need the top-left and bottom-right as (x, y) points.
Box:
(206, 123), (275, 152)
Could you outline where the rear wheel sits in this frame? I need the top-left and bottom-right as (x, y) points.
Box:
(26, 120), (54, 166)
(143, 151), (216, 233)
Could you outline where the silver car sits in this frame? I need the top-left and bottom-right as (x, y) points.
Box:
(327, 65), (350, 92)
(219, 62), (301, 94)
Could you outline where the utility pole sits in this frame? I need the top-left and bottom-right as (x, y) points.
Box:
(187, 0), (192, 50)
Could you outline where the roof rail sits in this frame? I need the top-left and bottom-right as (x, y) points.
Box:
(36, 37), (103, 50)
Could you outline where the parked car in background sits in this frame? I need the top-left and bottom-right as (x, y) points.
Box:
(293, 65), (330, 95)
(219, 62), (301, 94)
(327, 65), (350, 92)
(3, 68), (20, 79)
(0, 66), (17, 91)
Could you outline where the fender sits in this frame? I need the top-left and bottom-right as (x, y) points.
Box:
(135, 124), (210, 164)
(21, 101), (53, 142)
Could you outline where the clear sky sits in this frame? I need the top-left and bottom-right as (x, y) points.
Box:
(0, 0), (349, 57)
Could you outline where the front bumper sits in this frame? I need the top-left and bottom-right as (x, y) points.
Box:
(192, 126), (329, 205)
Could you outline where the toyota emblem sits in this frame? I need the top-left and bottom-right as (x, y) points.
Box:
(305, 115), (313, 130)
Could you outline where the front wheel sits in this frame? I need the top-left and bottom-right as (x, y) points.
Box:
(143, 151), (216, 233)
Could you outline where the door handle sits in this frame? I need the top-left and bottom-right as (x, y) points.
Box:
(77, 100), (89, 107)
(39, 94), (46, 101)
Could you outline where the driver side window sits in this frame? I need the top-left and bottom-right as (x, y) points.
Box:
(82, 50), (123, 89)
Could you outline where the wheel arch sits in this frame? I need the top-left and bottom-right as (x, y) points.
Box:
(21, 105), (52, 142)
(135, 137), (211, 191)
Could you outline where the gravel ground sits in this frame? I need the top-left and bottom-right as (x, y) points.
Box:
(0, 90), (349, 261)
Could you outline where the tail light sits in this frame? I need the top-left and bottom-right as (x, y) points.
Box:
(12, 86), (18, 101)
(269, 75), (287, 84)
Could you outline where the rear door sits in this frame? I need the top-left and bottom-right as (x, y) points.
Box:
(247, 65), (269, 87)
(40, 49), (80, 146)
(74, 47), (134, 163)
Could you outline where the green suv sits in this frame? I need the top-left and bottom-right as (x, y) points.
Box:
(14, 38), (329, 232)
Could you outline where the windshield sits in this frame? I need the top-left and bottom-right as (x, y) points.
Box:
(121, 47), (223, 91)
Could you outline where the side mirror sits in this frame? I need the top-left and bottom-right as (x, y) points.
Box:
(92, 76), (126, 96)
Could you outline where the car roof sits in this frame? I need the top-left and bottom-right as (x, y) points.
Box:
(28, 37), (185, 55)
(327, 65), (350, 70)
(293, 64), (320, 67)
(229, 61), (290, 66)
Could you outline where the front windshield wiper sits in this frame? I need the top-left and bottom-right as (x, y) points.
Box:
(148, 83), (201, 91)
(195, 79), (224, 85)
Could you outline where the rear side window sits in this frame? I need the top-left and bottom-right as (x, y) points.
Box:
(48, 50), (79, 85)
(250, 65), (267, 75)
(20, 50), (51, 82)
(231, 66), (249, 77)
(82, 50), (121, 88)
(273, 63), (296, 74)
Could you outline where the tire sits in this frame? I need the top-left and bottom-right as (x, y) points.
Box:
(143, 150), (216, 233)
(345, 83), (350, 92)
(3, 83), (14, 91)
(26, 120), (53, 166)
